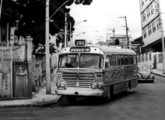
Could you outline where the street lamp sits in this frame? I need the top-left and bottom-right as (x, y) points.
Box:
(74, 19), (87, 26)
(74, 32), (86, 38)
(69, 19), (87, 42)
(0, 0), (3, 19)
(50, 0), (69, 19)
(72, 32), (86, 42)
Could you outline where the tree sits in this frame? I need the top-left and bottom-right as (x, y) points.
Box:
(0, 0), (93, 48)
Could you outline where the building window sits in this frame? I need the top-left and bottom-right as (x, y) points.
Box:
(148, 24), (152, 35)
(149, 52), (151, 61)
(143, 27), (147, 38)
(142, 12), (146, 22)
(141, 0), (144, 6)
(145, 53), (148, 61)
(150, 4), (154, 15)
(154, 0), (160, 13)
(152, 21), (156, 32)
(156, 17), (161, 29)
(147, 7), (150, 18)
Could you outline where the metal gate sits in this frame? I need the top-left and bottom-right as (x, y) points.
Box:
(13, 61), (32, 99)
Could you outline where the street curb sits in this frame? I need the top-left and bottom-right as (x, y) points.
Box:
(152, 72), (165, 78)
(0, 96), (61, 108)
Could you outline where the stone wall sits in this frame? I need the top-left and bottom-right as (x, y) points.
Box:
(0, 45), (26, 61)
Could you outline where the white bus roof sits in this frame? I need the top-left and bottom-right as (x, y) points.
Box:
(60, 46), (136, 55)
(98, 46), (136, 55)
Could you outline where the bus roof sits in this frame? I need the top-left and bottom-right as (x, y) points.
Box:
(60, 45), (136, 55)
(98, 46), (136, 55)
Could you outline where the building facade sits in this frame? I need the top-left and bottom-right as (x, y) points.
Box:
(139, 0), (165, 52)
(106, 33), (131, 48)
(131, 36), (144, 54)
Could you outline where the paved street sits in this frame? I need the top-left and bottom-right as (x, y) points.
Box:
(0, 75), (165, 120)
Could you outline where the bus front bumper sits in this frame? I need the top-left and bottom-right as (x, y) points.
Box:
(55, 88), (104, 96)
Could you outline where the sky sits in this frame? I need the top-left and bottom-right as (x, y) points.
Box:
(69, 0), (142, 44)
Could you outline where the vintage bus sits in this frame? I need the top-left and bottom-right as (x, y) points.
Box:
(55, 40), (138, 104)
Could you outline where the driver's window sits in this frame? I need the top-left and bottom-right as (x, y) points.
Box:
(65, 55), (78, 68)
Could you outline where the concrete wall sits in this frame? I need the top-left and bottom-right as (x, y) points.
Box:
(138, 52), (163, 71)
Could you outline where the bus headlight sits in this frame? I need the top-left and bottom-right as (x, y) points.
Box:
(56, 81), (66, 90)
(90, 82), (97, 89)
(90, 81), (103, 89)
(97, 82), (103, 89)
(90, 73), (104, 89)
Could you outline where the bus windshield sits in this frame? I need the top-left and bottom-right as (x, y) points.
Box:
(79, 54), (103, 68)
(58, 54), (103, 68)
(58, 54), (78, 68)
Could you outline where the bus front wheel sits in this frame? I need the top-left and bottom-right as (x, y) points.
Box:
(103, 86), (111, 101)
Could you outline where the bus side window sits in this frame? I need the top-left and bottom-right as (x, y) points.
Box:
(118, 55), (121, 65)
(123, 56), (126, 65)
(105, 56), (110, 68)
(121, 55), (124, 65)
(123, 55), (128, 65)
(126, 55), (128, 65)
(128, 56), (131, 65)
(130, 56), (134, 64)
(134, 56), (137, 64)
(112, 55), (117, 66)
(110, 55), (114, 66)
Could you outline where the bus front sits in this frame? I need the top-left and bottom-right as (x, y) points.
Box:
(55, 45), (105, 98)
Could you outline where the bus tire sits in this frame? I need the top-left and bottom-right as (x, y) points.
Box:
(126, 81), (130, 93)
(107, 90), (111, 101)
(66, 96), (77, 105)
(103, 86), (111, 101)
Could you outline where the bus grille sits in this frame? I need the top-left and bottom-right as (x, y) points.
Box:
(62, 72), (95, 88)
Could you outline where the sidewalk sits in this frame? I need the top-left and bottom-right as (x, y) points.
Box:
(0, 82), (61, 108)
(152, 69), (165, 77)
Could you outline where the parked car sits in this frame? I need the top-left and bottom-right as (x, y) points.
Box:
(137, 65), (154, 83)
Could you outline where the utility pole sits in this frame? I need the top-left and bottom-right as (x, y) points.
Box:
(125, 16), (129, 49)
(45, 0), (70, 94)
(45, 0), (51, 94)
(0, 0), (3, 43)
(119, 16), (129, 49)
(0, 0), (3, 19)
(159, 14), (165, 74)
(64, 13), (67, 47)
(70, 22), (72, 42)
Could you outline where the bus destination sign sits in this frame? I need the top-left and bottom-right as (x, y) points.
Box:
(75, 39), (86, 46)
(70, 47), (90, 52)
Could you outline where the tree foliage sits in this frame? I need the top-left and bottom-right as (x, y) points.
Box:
(0, 0), (93, 52)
